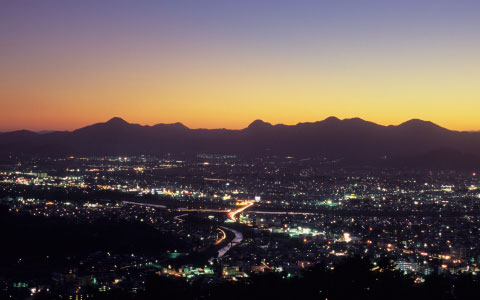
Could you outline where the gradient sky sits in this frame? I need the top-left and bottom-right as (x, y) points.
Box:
(1, 0), (480, 131)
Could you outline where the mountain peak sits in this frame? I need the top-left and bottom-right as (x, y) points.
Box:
(105, 117), (129, 125)
(171, 122), (188, 129)
(398, 119), (446, 131)
(153, 122), (189, 130)
(400, 118), (428, 125)
(323, 116), (341, 122)
(247, 119), (273, 130)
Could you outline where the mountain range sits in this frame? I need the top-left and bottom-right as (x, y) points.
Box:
(1, 117), (480, 169)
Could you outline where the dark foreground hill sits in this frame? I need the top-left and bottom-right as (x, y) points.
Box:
(29, 257), (480, 300)
(1, 117), (480, 169)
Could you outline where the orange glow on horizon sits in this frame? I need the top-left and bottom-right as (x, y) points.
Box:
(2, 1), (480, 132)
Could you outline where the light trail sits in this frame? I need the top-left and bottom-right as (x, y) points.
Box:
(173, 214), (188, 221)
(124, 201), (317, 217)
(227, 201), (254, 221)
(123, 201), (167, 209)
(178, 208), (229, 213)
(214, 228), (227, 245)
(249, 210), (315, 215)
(262, 261), (272, 270)
(209, 226), (243, 262)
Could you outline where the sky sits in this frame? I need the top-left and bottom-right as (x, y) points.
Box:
(1, 0), (480, 131)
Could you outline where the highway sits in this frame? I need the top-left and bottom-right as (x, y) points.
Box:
(213, 228), (227, 245)
(227, 201), (254, 221)
(123, 201), (167, 209)
(178, 208), (229, 213)
(126, 200), (255, 262)
(209, 226), (243, 262)
(124, 200), (315, 217)
(250, 210), (315, 215)
(173, 213), (189, 221)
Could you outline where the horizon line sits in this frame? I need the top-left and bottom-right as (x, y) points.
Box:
(1, 116), (479, 133)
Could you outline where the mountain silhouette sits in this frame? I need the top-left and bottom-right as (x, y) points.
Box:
(1, 117), (480, 169)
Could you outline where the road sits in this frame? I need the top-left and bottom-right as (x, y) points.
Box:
(123, 201), (167, 209)
(173, 213), (189, 221)
(126, 200), (256, 262)
(250, 210), (315, 215)
(209, 226), (243, 262)
(228, 201), (254, 221)
(213, 228), (227, 245)
(125, 200), (315, 217)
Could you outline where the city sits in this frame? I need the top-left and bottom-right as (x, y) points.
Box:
(1, 154), (480, 299)
(2, 0), (480, 299)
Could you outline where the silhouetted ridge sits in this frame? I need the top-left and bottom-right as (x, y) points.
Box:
(398, 119), (448, 132)
(246, 119), (273, 130)
(322, 116), (341, 123)
(0, 130), (38, 136)
(73, 117), (133, 134)
(1, 117), (480, 169)
(153, 122), (189, 130)
(105, 117), (129, 125)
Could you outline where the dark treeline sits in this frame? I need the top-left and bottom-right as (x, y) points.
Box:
(32, 257), (480, 300)
(0, 206), (187, 279)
